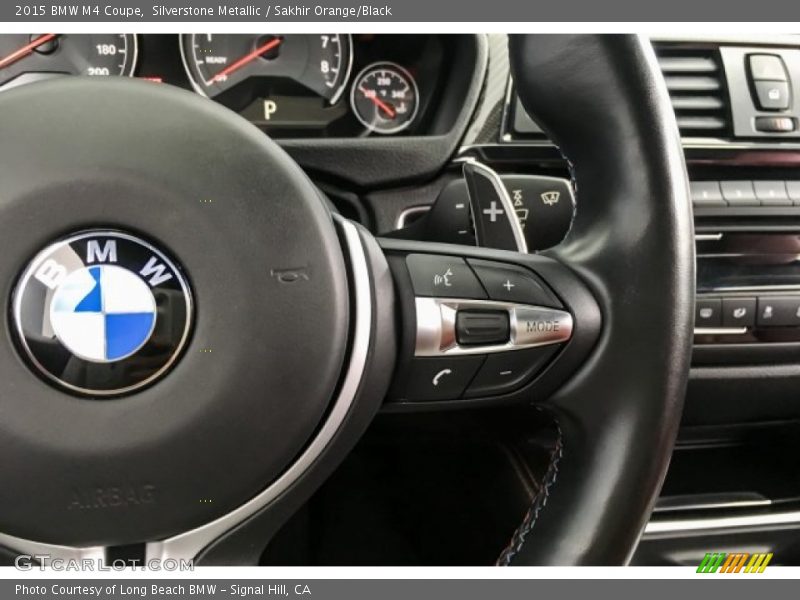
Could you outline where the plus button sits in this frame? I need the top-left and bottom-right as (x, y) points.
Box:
(482, 201), (504, 223)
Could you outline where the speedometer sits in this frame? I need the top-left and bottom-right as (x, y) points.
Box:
(0, 34), (137, 89)
(180, 34), (352, 104)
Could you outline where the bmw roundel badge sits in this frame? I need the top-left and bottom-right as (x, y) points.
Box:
(12, 231), (193, 396)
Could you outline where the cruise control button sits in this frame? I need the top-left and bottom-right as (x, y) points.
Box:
(402, 356), (485, 401)
(456, 310), (510, 346)
(406, 254), (487, 299)
(757, 296), (800, 327)
(468, 259), (562, 308)
(722, 297), (756, 327)
(464, 346), (558, 398)
(695, 298), (722, 328)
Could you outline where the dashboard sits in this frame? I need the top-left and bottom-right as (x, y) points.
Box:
(0, 33), (468, 139)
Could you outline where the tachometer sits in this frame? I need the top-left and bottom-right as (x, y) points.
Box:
(180, 34), (352, 104)
(0, 34), (137, 89)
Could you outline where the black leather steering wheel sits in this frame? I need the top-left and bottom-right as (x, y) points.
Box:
(0, 34), (693, 566)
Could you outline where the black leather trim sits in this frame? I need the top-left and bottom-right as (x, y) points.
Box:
(507, 34), (694, 565)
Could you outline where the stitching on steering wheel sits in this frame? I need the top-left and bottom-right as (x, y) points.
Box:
(495, 416), (564, 566)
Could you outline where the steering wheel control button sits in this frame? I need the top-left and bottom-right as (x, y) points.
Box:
(463, 160), (528, 253)
(464, 346), (558, 398)
(455, 310), (510, 346)
(757, 296), (800, 327)
(721, 297), (757, 328)
(406, 253), (486, 299)
(468, 259), (562, 307)
(12, 230), (192, 396)
(403, 356), (485, 401)
(695, 298), (723, 328)
(500, 175), (576, 251)
(690, 181), (725, 207)
(512, 306), (574, 347)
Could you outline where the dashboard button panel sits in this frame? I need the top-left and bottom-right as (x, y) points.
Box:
(722, 297), (757, 327)
(695, 297), (723, 328)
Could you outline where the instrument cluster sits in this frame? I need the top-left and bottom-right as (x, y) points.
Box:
(0, 33), (454, 138)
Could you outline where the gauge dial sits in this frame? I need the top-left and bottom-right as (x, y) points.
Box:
(180, 34), (352, 104)
(0, 34), (137, 89)
(350, 62), (419, 135)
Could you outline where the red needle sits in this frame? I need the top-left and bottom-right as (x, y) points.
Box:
(209, 37), (282, 84)
(0, 34), (58, 70)
(360, 88), (396, 118)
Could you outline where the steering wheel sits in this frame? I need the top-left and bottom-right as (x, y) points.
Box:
(0, 34), (693, 566)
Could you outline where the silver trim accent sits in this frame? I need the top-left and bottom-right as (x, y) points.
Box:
(415, 297), (572, 357)
(705, 285), (800, 293)
(644, 510), (800, 537)
(695, 233), (724, 242)
(462, 160), (528, 254)
(395, 205), (432, 230)
(655, 497), (772, 513)
(694, 327), (748, 335)
(0, 534), (105, 564)
(145, 219), (372, 561)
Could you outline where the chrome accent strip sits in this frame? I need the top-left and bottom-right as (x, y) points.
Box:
(695, 233), (723, 241)
(462, 159), (528, 254)
(705, 285), (800, 293)
(415, 297), (572, 357)
(694, 327), (748, 335)
(0, 535), (105, 563)
(145, 219), (372, 561)
(644, 510), (800, 537)
(395, 205), (432, 230)
(655, 498), (772, 514)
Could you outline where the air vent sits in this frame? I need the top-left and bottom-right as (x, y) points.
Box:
(655, 45), (731, 138)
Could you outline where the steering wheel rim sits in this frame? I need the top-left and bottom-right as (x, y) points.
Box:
(0, 33), (693, 566)
(500, 33), (694, 564)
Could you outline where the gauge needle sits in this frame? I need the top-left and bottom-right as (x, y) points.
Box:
(0, 34), (58, 70)
(359, 87), (396, 119)
(208, 37), (283, 84)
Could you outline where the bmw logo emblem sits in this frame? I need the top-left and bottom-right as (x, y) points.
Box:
(11, 231), (193, 396)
